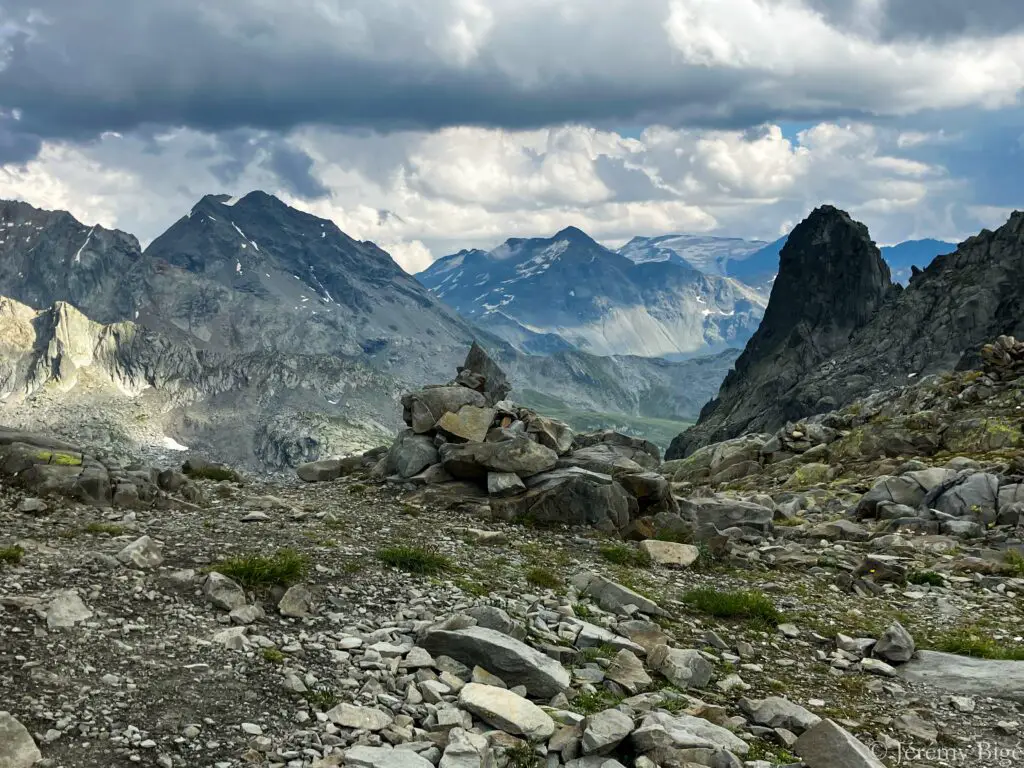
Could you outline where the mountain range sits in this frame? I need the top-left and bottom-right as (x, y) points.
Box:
(0, 194), (743, 466)
(666, 205), (1023, 458)
(416, 227), (768, 359)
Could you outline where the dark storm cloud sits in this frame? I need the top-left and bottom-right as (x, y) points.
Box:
(264, 144), (329, 200)
(807, 0), (1024, 40)
(1, 0), (1017, 162)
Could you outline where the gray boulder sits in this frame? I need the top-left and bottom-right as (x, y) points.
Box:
(582, 709), (634, 755)
(491, 471), (634, 531)
(874, 621), (915, 663)
(437, 406), (497, 443)
(648, 645), (713, 689)
(439, 437), (557, 479)
(459, 683), (555, 741)
(386, 430), (440, 479)
(679, 496), (773, 534)
(296, 458), (342, 482)
(0, 712), (42, 768)
(459, 341), (512, 405)
(487, 472), (526, 498)
(739, 696), (821, 733)
(573, 572), (666, 617)
(525, 414), (575, 455)
(403, 387), (487, 434)
(898, 651), (1024, 702)
(419, 626), (570, 697)
(794, 718), (885, 768)
(934, 472), (999, 522)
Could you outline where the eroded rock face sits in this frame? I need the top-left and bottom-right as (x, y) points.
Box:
(668, 206), (893, 458)
(671, 208), (1024, 458)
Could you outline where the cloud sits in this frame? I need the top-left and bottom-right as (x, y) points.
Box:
(2, 117), (1004, 272)
(0, 0), (1021, 157)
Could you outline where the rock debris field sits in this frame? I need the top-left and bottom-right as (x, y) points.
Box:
(5, 340), (1024, 767)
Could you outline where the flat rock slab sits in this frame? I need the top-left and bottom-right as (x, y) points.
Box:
(420, 625), (570, 697)
(458, 682), (555, 741)
(345, 745), (435, 768)
(0, 711), (43, 768)
(795, 718), (885, 767)
(898, 650), (1024, 702)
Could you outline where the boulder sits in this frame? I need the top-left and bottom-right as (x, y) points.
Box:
(604, 649), (652, 694)
(345, 746), (435, 768)
(204, 572), (247, 611)
(738, 696), (821, 733)
(419, 626), (570, 697)
(487, 472), (526, 498)
(573, 431), (661, 468)
(638, 540), (700, 567)
(45, 590), (93, 628)
(525, 415), (575, 455)
(898, 651), (1024, 702)
(458, 683), (555, 741)
(678, 497), (773, 534)
(0, 712), (42, 768)
(562, 445), (646, 475)
(491, 472), (634, 531)
(386, 430), (440, 479)
(581, 709), (634, 755)
(648, 645), (713, 689)
(116, 536), (163, 569)
(403, 387), (488, 434)
(794, 718), (885, 768)
(631, 711), (748, 755)
(437, 406), (498, 443)
(934, 472), (999, 522)
(874, 621), (915, 663)
(327, 703), (393, 731)
(459, 342), (512, 405)
(573, 572), (666, 616)
(439, 438), (557, 479)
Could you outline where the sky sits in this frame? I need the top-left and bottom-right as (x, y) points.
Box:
(0, 0), (1022, 273)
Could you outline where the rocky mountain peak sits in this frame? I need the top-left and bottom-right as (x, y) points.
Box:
(666, 206), (893, 458)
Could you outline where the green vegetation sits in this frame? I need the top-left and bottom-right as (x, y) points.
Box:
(376, 545), (452, 575)
(682, 588), (782, 628)
(304, 687), (340, 710)
(84, 522), (125, 536)
(572, 602), (592, 618)
(908, 570), (945, 586)
(571, 688), (624, 715)
(0, 545), (25, 565)
(599, 544), (651, 568)
(34, 450), (82, 466)
(517, 389), (692, 452)
(581, 643), (619, 662)
(747, 742), (798, 762)
(1004, 550), (1024, 577)
(210, 548), (309, 590)
(504, 743), (541, 768)
(927, 627), (1024, 660)
(262, 648), (285, 664)
(454, 577), (492, 597)
(525, 566), (562, 590)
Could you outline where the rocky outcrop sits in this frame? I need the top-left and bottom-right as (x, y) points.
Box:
(668, 205), (893, 458)
(299, 346), (686, 534)
(670, 207), (1024, 457)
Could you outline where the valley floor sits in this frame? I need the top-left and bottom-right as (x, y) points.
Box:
(3, 472), (1024, 767)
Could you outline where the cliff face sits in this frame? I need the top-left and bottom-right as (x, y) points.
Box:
(667, 207), (1024, 459)
(666, 206), (893, 458)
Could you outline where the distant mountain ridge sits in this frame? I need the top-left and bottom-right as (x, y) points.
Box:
(0, 194), (744, 466)
(417, 227), (767, 359)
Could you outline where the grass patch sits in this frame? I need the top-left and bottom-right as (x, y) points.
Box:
(525, 566), (562, 590)
(908, 570), (945, 586)
(376, 545), (452, 575)
(209, 548), (309, 591)
(1004, 550), (1024, 577)
(747, 741), (797, 763)
(573, 602), (592, 618)
(0, 545), (25, 565)
(581, 643), (619, 662)
(504, 743), (541, 768)
(599, 544), (651, 568)
(682, 588), (782, 628)
(455, 577), (492, 597)
(927, 627), (1024, 660)
(84, 522), (125, 536)
(571, 688), (624, 715)
(304, 687), (340, 711)
(262, 648), (285, 664)
(654, 527), (692, 544)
